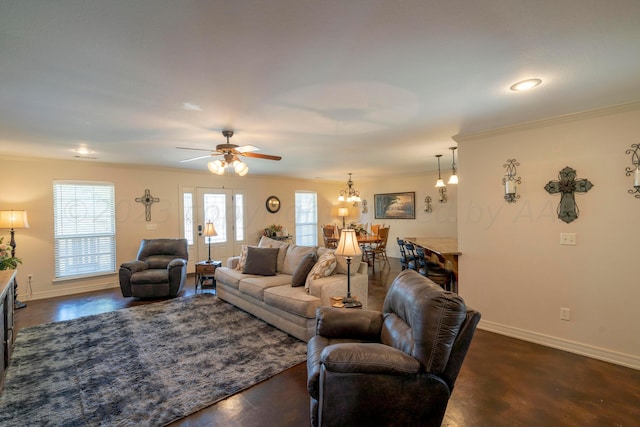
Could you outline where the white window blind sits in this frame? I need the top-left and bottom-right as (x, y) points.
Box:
(53, 181), (116, 279)
(295, 191), (317, 246)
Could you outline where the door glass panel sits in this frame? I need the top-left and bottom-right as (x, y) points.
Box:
(204, 193), (226, 243)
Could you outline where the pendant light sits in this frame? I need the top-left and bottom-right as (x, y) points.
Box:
(435, 155), (446, 188)
(448, 147), (458, 184)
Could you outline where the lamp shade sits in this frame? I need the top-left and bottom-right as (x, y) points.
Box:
(335, 229), (361, 257)
(338, 207), (349, 217)
(203, 221), (218, 237)
(0, 210), (29, 229)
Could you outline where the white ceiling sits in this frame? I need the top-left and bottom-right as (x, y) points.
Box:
(1, 0), (639, 181)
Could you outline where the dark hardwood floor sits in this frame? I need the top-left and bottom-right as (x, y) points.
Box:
(13, 260), (640, 426)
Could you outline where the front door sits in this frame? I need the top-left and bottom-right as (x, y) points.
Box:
(195, 188), (244, 265)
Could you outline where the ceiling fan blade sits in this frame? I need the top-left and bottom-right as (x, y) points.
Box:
(180, 154), (212, 162)
(176, 146), (214, 152)
(235, 144), (260, 153)
(241, 152), (282, 161)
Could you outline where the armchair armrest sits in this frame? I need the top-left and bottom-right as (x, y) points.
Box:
(321, 342), (421, 376)
(315, 307), (383, 341)
(167, 258), (187, 269)
(119, 260), (148, 273)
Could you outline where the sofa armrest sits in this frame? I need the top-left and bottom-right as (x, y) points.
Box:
(119, 260), (148, 273)
(315, 306), (383, 341)
(321, 342), (420, 375)
(227, 256), (240, 269)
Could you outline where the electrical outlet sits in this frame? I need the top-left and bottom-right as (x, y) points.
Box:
(560, 233), (576, 246)
(560, 307), (571, 321)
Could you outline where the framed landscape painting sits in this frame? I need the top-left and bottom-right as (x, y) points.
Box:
(374, 192), (415, 219)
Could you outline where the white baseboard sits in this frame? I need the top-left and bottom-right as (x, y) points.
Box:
(479, 320), (640, 371)
(20, 281), (120, 301)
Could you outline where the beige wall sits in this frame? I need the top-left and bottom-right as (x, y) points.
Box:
(1, 157), (456, 302)
(455, 103), (640, 369)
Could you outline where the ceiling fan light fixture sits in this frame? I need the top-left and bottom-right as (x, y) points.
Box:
(207, 159), (223, 174)
(510, 78), (542, 92)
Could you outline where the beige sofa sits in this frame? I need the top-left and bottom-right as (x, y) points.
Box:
(215, 236), (368, 341)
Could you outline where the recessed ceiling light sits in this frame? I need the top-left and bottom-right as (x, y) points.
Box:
(182, 102), (203, 111)
(73, 147), (92, 155)
(509, 78), (542, 92)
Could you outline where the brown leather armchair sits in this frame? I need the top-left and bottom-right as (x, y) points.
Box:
(119, 238), (189, 298)
(307, 269), (480, 427)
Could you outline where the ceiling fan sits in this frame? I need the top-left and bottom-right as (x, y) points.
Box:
(177, 130), (282, 176)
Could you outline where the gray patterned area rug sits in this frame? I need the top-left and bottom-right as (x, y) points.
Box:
(0, 293), (307, 426)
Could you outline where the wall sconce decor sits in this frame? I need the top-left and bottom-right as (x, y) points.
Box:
(502, 159), (522, 203)
(424, 196), (433, 213)
(361, 199), (368, 213)
(625, 143), (640, 198)
(434, 154), (447, 203)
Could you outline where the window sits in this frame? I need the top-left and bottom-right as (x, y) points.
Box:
(183, 192), (194, 245)
(295, 191), (317, 246)
(235, 193), (244, 241)
(53, 181), (116, 279)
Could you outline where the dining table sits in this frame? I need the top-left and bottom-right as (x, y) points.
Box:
(403, 237), (460, 292)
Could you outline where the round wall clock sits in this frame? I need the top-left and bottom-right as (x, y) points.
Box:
(266, 196), (281, 213)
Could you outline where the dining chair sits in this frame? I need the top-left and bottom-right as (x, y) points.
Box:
(415, 247), (455, 292)
(368, 226), (390, 272)
(322, 226), (337, 249)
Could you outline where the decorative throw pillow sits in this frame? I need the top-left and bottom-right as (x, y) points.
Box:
(291, 253), (317, 287)
(235, 245), (251, 271)
(283, 245), (317, 275)
(258, 236), (289, 272)
(305, 251), (337, 292)
(243, 246), (279, 276)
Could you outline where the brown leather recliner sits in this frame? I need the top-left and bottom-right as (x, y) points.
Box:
(307, 269), (480, 427)
(119, 238), (189, 298)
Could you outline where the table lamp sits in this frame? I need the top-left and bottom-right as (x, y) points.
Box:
(203, 221), (217, 263)
(338, 207), (349, 229)
(335, 228), (362, 307)
(0, 210), (30, 309)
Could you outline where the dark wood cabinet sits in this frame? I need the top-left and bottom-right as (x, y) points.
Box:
(1, 270), (16, 391)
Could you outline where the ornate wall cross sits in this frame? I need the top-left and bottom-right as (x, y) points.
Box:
(544, 166), (593, 224)
(135, 189), (160, 221)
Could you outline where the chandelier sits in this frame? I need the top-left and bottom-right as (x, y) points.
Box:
(338, 173), (361, 204)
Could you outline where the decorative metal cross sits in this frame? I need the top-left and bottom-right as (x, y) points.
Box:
(135, 189), (160, 221)
(544, 166), (593, 224)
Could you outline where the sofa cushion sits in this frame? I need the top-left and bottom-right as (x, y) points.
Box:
(305, 251), (337, 292)
(243, 246), (279, 276)
(258, 236), (290, 273)
(215, 267), (254, 290)
(283, 245), (317, 275)
(291, 253), (317, 287)
(263, 285), (322, 318)
(239, 274), (293, 300)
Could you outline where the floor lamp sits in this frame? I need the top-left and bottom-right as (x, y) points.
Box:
(338, 207), (349, 229)
(203, 221), (217, 263)
(0, 210), (29, 309)
(335, 228), (362, 308)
